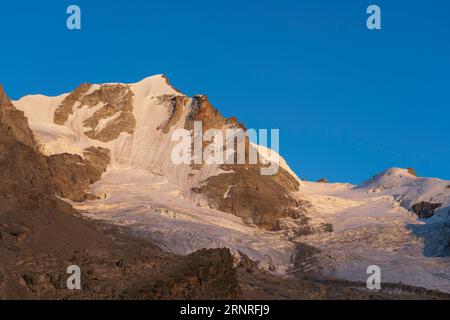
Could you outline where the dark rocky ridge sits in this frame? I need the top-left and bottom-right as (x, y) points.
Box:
(411, 201), (442, 219)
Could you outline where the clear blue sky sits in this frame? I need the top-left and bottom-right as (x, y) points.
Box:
(1, 0), (449, 183)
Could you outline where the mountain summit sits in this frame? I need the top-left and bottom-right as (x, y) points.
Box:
(14, 75), (308, 231)
(2, 76), (450, 296)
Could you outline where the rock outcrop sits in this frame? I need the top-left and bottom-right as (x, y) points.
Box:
(195, 165), (308, 230)
(46, 147), (111, 201)
(54, 83), (136, 142)
(411, 202), (442, 219)
(54, 83), (92, 125)
(0, 85), (67, 212)
(157, 95), (189, 133)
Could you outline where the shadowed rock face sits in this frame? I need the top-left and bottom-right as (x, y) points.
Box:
(0, 207), (241, 299)
(46, 147), (111, 202)
(157, 95), (190, 133)
(195, 166), (308, 230)
(1, 86), (112, 204)
(0, 86), (35, 148)
(0, 85), (67, 212)
(411, 202), (442, 219)
(121, 248), (240, 299)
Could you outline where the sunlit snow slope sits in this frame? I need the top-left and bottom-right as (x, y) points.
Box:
(297, 168), (450, 292)
(13, 76), (450, 291)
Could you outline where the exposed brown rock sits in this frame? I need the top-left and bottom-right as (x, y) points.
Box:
(0, 86), (36, 148)
(157, 95), (189, 133)
(0, 208), (241, 299)
(184, 95), (241, 131)
(0, 85), (68, 212)
(122, 248), (239, 299)
(54, 83), (92, 125)
(194, 165), (308, 230)
(407, 168), (417, 176)
(83, 146), (111, 173)
(46, 147), (111, 202)
(410, 201), (442, 219)
(82, 84), (135, 142)
(54, 84), (136, 142)
(317, 178), (329, 183)
(1, 83), (109, 207)
(0, 223), (30, 242)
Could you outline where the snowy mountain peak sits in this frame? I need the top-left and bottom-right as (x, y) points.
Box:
(11, 75), (307, 237)
(355, 167), (450, 220)
(358, 167), (418, 190)
(130, 74), (182, 97)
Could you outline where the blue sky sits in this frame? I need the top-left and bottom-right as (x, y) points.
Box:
(1, 0), (449, 183)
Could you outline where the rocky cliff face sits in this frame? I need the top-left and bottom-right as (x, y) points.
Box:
(47, 146), (111, 201)
(0, 84), (111, 206)
(0, 85), (65, 212)
(194, 165), (308, 230)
